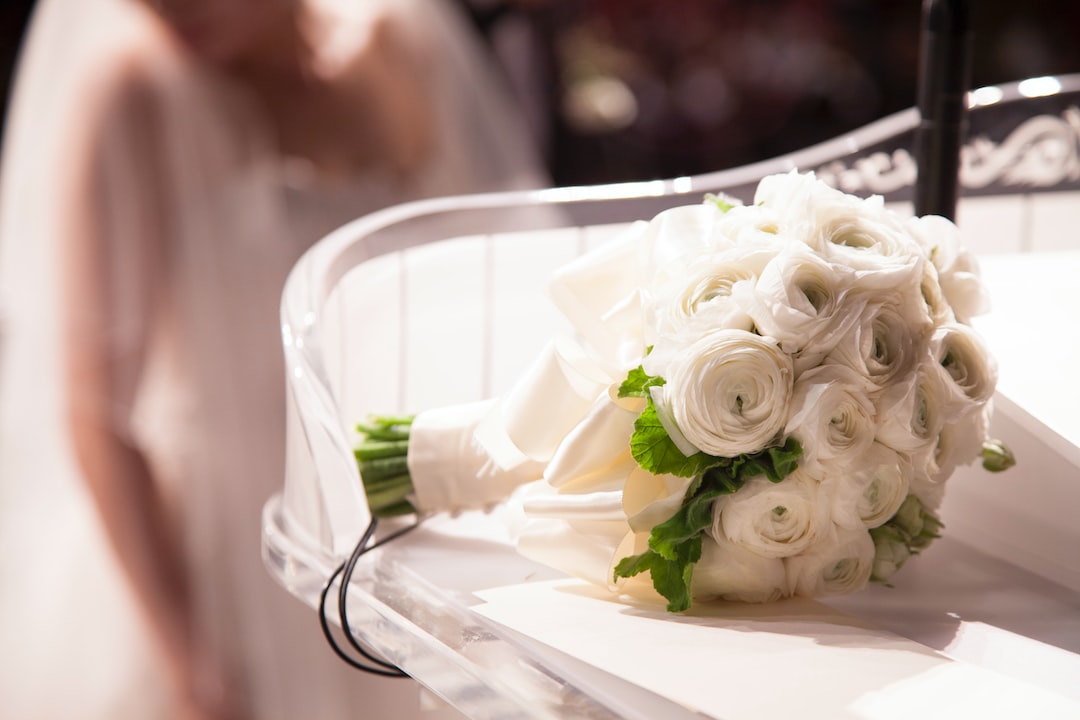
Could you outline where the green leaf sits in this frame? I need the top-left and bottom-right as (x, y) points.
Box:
(733, 437), (803, 483)
(648, 486), (726, 560)
(613, 536), (702, 613)
(704, 193), (737, 213)
(629, 402), (719, 478)
(619, 436), (803, 611)
(617, 365), (666, 398)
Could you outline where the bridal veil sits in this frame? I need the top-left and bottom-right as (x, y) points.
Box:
(0, 0), (543, 717)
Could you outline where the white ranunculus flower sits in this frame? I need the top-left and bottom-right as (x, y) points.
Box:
(714, 472), (826, 559)
(929, 322), (998, 412)
(754, 170), (862, 230)
(918, 261), (956, 326)
(785, 363), (877, 474)
(908, 465), (946, 512)
(813, 199), (926, 278)
(693, 531), (790, 603)
(786, 526), (875, 597)
(826, 300), (927, 393)
(827, 442), (911, 530)
(875, 357), (947, 457)
(662, 329), (793, 457)
(733, 243), (864, 370)
(926, 404), (991, 484)
(642, 302), (757, 382)
(650, 247), (773, 333)
(641, 249), (772, 377)
(755, 170), (923, 272)
(907, 214), (990, 323)
(909, 472), (943, 512)
(637, 202), (773, 307)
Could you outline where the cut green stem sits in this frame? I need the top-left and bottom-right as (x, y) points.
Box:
(355, 414), (417, 517)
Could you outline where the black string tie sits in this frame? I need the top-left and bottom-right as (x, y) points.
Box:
(318, 515), (420, 676)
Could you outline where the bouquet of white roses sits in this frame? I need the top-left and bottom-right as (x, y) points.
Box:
(355, 171), (1013, 612)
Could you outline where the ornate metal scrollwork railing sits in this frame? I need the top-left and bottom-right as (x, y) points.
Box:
(811, 75), (1080, 200)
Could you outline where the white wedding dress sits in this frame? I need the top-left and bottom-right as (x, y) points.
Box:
(0, 0), (543, 718)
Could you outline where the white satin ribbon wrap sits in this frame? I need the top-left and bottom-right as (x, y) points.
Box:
(408, 399), (547, 513)
(407, 217), (651, 515)
(407, 336), (620, 513)
(500, 337), (613, 462)
(548, 221), (647, 371)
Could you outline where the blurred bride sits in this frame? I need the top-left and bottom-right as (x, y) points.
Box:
(0, 0), (543, 718)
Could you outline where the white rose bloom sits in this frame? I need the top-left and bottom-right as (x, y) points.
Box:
(693, 531), (790, 603)
(875, 357), (947, 457)
(785, 363), (877, 474)
(826, 300), (927, 393)
(786, 526), (875, 597)
(908, 214), (990, 323)
(663, 329), (793, 457)
(929, 322), (998, 412)
(714, 472), (826, 559)
(827, 442), (911, 530)
(733, 244), (864, 370)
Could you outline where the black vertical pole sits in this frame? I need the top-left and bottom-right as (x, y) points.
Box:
(913, 0), (972, 221)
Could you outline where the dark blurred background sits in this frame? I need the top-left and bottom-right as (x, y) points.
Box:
(3, 0), (1079, 186)
(464, 0), (1080, 185)
(0, 1), (34, 149)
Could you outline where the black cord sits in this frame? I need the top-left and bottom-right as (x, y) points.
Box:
(318, 515), (421, 677)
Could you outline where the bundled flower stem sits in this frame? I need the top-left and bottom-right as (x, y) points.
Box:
(354, 416), (416, 517)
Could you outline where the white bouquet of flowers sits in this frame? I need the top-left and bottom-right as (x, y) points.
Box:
(355, 171), (1013, 612)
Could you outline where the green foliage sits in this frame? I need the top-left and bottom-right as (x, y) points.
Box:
(617, 365), (665, 398)
(869, 494), (943, 583)
(614, 431), (802, 612)
(704, 193), (737, 213)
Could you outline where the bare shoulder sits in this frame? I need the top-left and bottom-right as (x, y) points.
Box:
(75, 7), (184, 145)
(310, 0), (428, 81)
